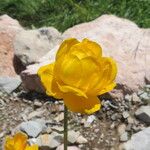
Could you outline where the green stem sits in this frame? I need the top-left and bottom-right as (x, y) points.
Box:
(64, 105), (68, 150)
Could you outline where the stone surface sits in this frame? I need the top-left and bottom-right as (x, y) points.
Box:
(84, 115), (96, 127)
(117, 124), (126, 135)
(68, 130), (80, 144)
(36, 133), (62, 149)
(27, 109), (45, 120)
(135, 106), (150, 125)
(20, 15), (150, 99)
(19, 119), (46, 137)
(0, 14), (22, 76)
(120, 132), (128, 142)
(132, 93), (141, 103)
(56, 144), (80, 150)
(122, 111), (130, 119)
(76, 135), (88, 144)
(139, 92), (150, 104)
(55, 112), (64, 122)
(0, 76), (21, 93)
(14, 27), (62, 74)
(20, 45), (58, 92)
(122, 127), (150, 150)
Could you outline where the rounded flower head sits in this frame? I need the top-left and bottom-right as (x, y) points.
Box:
(38, 38), (117, 114)
(4, 132), (38, 150)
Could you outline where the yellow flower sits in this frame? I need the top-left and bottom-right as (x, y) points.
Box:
(4, 132), (38, 150)
(38, 38), (117, 114)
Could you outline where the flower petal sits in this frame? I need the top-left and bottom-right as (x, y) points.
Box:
(56, 38), (79, 60)
(25, 145), (39, 150)
(4, 136), (14, 150)
(69, 38), (102, 60)
(5, 132), (27, 150)
(63, 94), (101, 114)
(82, 38), (102, 57)
(92, 57), (117, 95)
(38, 63), (62, 99)
(77, 56), (100, 91)
(54, 54), (82, 88)
(57, 84), (87, 98)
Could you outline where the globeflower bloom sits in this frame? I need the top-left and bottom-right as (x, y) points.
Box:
(4, 132), (38, 150)
(38, 38), (117, 114)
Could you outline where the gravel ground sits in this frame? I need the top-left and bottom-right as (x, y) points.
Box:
(0, 86), (149, 150)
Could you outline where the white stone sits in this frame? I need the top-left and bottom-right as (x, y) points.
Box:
(120, 132), (128, 142)
(20, 119), (46, 137)
(76, 135), (88, 144)
(68, 130), (80, 144)
(122, 127), (150, 150)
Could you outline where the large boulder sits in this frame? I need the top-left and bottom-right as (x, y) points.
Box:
(21, 15), (150, 99)
(121, 127), (150, 150)
(0, 14), (22, 77)
(13, 27), (62, 74)
(63, 15), (150, 99)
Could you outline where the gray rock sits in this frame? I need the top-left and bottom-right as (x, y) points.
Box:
(135, 106), (150, 125)
(139, 92), (150, 104)
(132, 93), (141, 103)
(127, 117), (134, 124)
(20, 119), (46, 137)
(36, 133), (62, 149)
(27, 109), (45, 120)
(14, 27), (62, 73)
(144, 84), (150, 92)
(76, 135), (88, 144)
(122, 111), (130, 119)
(51, 126), (63, 133)
(84, 115), (96, 127)
(111, 113), (118, 121)
(34, 100), (42, 107)
(0, 76), (21, 93)
(122, 127), (150, 150)
(125, 94), (132, 102)
(54, 112), (64, 122)
(68, 130), (80, 144)
(120, 132), (128, 142)
(117, 124), (126, 135)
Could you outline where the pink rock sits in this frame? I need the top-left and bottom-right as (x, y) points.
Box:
(21, 15), (150, 99)
(0, 15), (22, 76)
(63, 15), (150, 99)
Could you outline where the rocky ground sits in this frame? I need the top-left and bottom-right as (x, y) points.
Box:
(0, 84), (149, 150)
(0, 14), (150, 150)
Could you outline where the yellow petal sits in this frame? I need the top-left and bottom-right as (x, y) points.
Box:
(25, 145), (38, 150)
(63, 94), (101, 114)
(57, 83), (87, 98)
(69, 38), (102, 60)
(54, 54), (82, 88)
(4, 132), (28, 150)
(92, 57), (117, 95)
(77, 56), (100, 91)
(82, 38), (102, 57)
(14, 132), (27, 150)
(56, 38), (79, 60)
(37, 63), (62, 99)
(4, 136), (14, 150)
